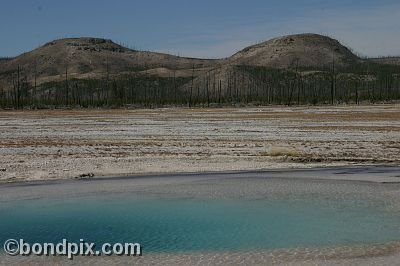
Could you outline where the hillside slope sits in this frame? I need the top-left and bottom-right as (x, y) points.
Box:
(182, 34), (361, 97)
(2, 33), (400, 107)
(369, 57), (400, 66)
(0, 37), (222, 86)
(230, 33), (359, 68)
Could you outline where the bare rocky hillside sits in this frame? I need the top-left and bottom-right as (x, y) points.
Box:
(230, 33), (359, 68)
(0, 37), (222, 86)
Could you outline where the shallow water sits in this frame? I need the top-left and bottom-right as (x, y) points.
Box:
(1, 193), (400, 253)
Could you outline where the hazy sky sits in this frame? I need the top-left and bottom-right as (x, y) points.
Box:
(0, 0), (399, 58)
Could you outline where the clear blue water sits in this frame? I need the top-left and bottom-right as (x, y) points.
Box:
(1, 194), (400, 252)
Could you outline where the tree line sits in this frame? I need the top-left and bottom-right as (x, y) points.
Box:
(1, 60), (400, 108)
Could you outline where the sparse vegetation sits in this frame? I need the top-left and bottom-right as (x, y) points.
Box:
(261, 146), (301, 157)
(1, 34), (400, 109)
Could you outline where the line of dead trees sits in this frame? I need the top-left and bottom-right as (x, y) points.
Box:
(1, 62), (400, 108)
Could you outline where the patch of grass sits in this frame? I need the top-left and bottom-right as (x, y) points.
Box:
(260, 146), (300, 157)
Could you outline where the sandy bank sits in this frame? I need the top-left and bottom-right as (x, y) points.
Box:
(0, 105), (399, 183)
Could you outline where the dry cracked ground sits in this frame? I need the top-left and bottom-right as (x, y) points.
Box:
(0, 105), (399, 182)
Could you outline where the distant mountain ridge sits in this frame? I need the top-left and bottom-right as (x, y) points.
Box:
(1, 33), (400, 108)
(2, 33), (398, 86)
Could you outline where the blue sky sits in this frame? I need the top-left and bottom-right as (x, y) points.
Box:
(0, 0), (399, 58)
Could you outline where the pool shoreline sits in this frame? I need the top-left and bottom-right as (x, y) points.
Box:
(1, 165), (400, 187)
(1, 166), (400, 265)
